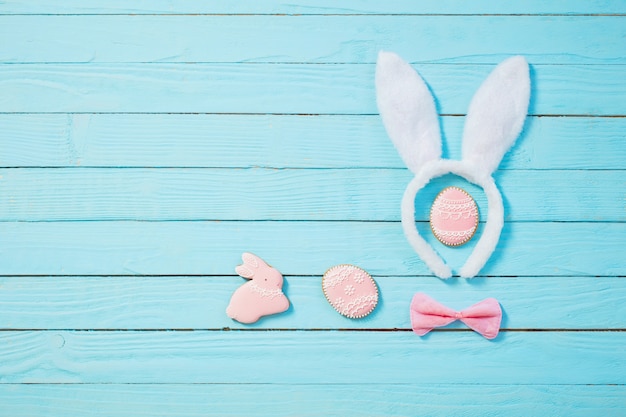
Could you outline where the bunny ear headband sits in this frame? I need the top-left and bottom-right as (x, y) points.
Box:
(376, 51), (530, 279)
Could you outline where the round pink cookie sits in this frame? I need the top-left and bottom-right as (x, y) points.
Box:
(430, 186), (479, 246)
(322, 265), (378, 319)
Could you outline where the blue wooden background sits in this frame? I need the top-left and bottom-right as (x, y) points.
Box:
(1, 1), (625, 415)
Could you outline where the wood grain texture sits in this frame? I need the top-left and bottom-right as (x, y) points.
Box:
(1, 3), (624, 415)
(1, 331), (624, 384)
(2, 0), (625, 15)
(1, 64), (624, 115)
(1, 276), (624, 330)
(0, 221), (623, 276)
(1, 384), (625, 417)
(2, 15), (624, 64)
(0, 168), (622, 221)
(2, 114), (624, 169)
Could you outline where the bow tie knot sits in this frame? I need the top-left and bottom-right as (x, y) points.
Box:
(410, 293), (502, 340)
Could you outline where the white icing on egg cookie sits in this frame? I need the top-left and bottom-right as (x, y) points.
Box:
(430, 186), (479, 246)
(322, 265), (378, 319)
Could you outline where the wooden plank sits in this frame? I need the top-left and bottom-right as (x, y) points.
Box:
(1, 276), (624, 330)
(1, 0), (625, 15)
(1, 64), (624, 115)
(2, 16), (624, 64)
(0, 384), (624, 417)
(2, 114), (624, 170)
(0, 2), (622, 414)
(0, 331), (624, 384)
(0, 221), (623, 276)
(0, 168), (623, 222)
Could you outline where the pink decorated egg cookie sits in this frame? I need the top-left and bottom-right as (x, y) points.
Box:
(430, 186), (479, 246)
(322, 265), (378, 319)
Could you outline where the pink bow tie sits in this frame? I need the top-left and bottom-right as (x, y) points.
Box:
(410, 293), (502, 339)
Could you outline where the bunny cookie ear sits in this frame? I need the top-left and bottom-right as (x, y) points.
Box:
(376, 51), (442, 173)
(235, 265), (254, 279)
(236, 252), (274, 279)
(461, 56), (530, 177)
(236, 252), (262, 279)
(242, 252), (260, 268)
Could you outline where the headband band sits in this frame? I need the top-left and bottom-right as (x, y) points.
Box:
(401, 159), (503, 278)
(376, 51), (530, 278)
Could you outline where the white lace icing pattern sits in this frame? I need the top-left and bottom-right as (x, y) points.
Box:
(323, 264), (379, 318)
(337, 294), (378, 317)
(431, 198), (477, 220)
(431, 226), (476, 239)
(323, 266), (353, 288)
(248, 281), (284, 299)
(353, 271), (366, 284)
(344, 284), (356, 296)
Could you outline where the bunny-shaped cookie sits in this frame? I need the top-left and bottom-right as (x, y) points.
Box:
(376, 51), (530, 279)
(226, 252), (290, 323)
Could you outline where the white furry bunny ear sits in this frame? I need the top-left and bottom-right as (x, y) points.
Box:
(462, 56), (530, 177)
(376, 51), (442, 173)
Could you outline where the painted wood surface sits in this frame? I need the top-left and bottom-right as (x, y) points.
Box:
(0, 1), (624, 416)
(1, 385), (625, 417)
(1, 115), (624, 169)
(1, 331), (625, 384)
(2, 16), (624, 64)
(0, 169), (622, 221)
(0, 222), (623, 276)
(2, 0), (626, 15)
(2, 64), (625, 115)
(1, 276), (624, 330)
